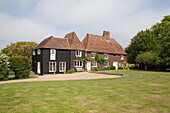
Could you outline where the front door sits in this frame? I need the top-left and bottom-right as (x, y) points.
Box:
(87, 62), (91, 71)
(113, 62), (118, 70)
(37, 62), (41, 74)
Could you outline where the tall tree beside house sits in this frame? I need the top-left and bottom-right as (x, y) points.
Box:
(135, 52), (157, 71)
(126, 15), (170, 70)
(1, 41), (38, 59)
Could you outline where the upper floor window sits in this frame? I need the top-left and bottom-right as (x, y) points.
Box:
(74, 60), (83, 67)
(50, 49), (56, 60)
(120, 55), (124, 60)
(75, 51), (82, 57)
(92, 61), (97, 67)
(33, 51), (35, 55)
(103, 61), (109, 67)
(37, 49), (41, 55)
(104, 53), (109, 59)
(91, 52), (96, 58)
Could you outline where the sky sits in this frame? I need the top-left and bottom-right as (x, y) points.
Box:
(0, 0), (169, 50)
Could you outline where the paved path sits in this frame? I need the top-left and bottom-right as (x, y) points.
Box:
(0, 72), (122, 84)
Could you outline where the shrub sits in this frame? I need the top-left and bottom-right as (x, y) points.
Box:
(9, 56), (31, 79)
(109, 66), (115, 70)
(0, 54), (10, 81)
(66, 68), (75, 74)
(91, 67), (99, 71)
(118, 66), (123, 70)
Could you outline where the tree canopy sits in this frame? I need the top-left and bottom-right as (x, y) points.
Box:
(1, 41), (38, 59)
(126, 15), (170, 70)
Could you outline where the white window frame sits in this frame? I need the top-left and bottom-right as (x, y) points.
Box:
(59, 62), (66, 72)
(103, 61), (109, 67)
(104, 53), (109, 59)
(91, 52), (96, 58)
(120, 55), (124, 60)
(49, 62), (56, 72)
(37, 49), (41, 55)
(33, 51), (35, 55)
(75, 51), (82, 57)
(91, 61), (97, 67)
(74, 60), (83, 67)
(50, 49), (56, 60)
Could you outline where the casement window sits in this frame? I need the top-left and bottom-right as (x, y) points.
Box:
(33, 51), (35, 55)
(104, 53), (109, 59)
(91, 52), (96, 58)
(37, 49), (41, 55)
(49, 62), (56, 72)
(103, 61), (109, 67)
(50, 49), (56, 60)
(92, 61), (97, 67)
(120, 55), (124, 60)
(74, 60), (83, 67)
(59, 62), (66, 72)
(75, 51), (82, 57)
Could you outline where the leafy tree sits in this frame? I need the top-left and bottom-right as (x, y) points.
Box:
(9, 56), (31, 79)
(1, 41), (38, 59)
(126, 15), (170, 70)
(135, 52), (156, 71)
(0, 54), (10, 80)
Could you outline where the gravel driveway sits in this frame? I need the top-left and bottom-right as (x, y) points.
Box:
(0, 72), (122, 84)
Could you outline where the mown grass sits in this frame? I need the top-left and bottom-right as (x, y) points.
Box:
(0, 70), (170, 113)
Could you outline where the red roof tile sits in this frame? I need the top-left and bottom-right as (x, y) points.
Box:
(35, 32), (85, 50)
(82, 31), (127, 55)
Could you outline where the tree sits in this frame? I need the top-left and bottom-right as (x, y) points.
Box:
(9, 56), (31, 79)
(135, 52), (156, 71)
(1, 41), (38, 59)
(0, 54), (10, 80)
(126, 15), (170, 70)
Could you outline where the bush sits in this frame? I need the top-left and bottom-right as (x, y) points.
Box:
(91, 67), (99, 71)
(118, 66), (123, 70)
(9, 56), (31, 79)
(66, 68), (75, 74)
(109, 66), (115, 70)
(0, 54), (10, 81)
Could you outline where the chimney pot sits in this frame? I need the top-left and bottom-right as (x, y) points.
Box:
(103, 31), (110, 39)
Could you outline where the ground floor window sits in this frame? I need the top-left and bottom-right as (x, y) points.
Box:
(92, 61), (97, 67)
(74, 60), (83, 67)
(119, 62), (124, 67)
(49, 62), (56, 72)
(59, 62), (66, 72)
(103, 61), (109, 67)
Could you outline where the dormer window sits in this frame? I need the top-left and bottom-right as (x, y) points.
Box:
(37, 49), (41, 55)
(91, 52), (96, 58)
(104, 53), (109, 59)
(120, 55), (124, 60)
(50, 49), (56, 60)
(33, 51), (35, 55)
(75, 51), (82, 57)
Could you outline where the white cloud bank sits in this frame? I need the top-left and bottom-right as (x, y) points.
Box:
(0, 0), (169, 49)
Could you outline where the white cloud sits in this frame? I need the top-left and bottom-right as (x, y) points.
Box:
(0, 0), (169, 50)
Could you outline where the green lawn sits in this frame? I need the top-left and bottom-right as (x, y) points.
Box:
(0, 70), (170, 113)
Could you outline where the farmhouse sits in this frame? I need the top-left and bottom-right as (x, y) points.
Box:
(32, 31), (127, 75)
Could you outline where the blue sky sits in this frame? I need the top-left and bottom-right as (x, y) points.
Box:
(0, 0), (169, 50)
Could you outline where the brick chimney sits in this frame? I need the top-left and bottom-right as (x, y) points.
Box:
(103, 31), (110, 40)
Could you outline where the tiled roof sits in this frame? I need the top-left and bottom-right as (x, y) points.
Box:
(64, 32), (85, 50)
(82, 31), (127, 55)
(35, 32), (85, 50)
